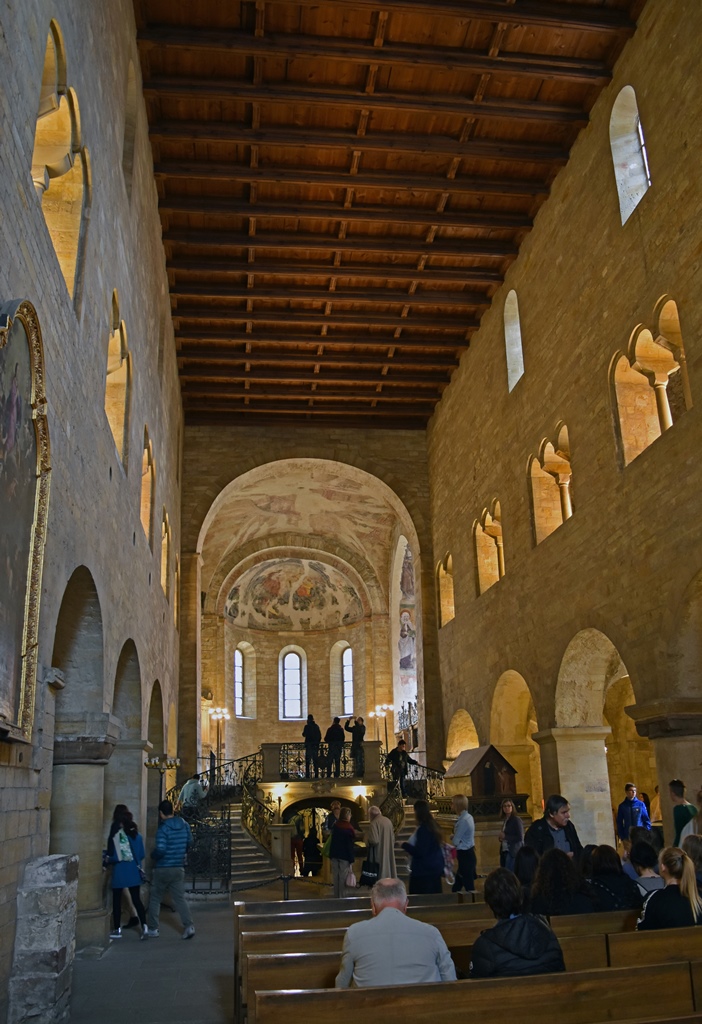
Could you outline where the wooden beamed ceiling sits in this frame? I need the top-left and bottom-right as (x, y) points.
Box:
(134, 0), (644, 428)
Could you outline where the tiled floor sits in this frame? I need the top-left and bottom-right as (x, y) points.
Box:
(69, 877), (334, 1024)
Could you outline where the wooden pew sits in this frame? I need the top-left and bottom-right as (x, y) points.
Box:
(608, 926), (702, 967)
(255, 961), (701, 1024)
(238, 901), (489, 934)
(238, 891), (473, 916)
(245, 933), (608, 1024)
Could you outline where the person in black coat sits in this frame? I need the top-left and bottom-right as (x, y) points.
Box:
(470, 868), (565, 978)
(302, 715), (322, 778)
(524, 794), (584, 862)
(324, 717), (346, 778)
(345, 716), (366, 777)
(585, 844), (643, 911)
(530, 848), (595, 917)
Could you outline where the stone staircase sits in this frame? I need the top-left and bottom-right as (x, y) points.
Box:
(228, 803), (279, 891)
(393, 810), (415, 881)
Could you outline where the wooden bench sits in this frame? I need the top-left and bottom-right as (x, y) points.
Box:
(237, 891), (473, 916)
(245, 934), (608, 1024)
(255, 961), (702, 1024)
(608, 926), (702, 967)
(238, 901), (489, 934)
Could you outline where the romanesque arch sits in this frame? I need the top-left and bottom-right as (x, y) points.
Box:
(446, 708), (480, 762)
(490, 671), (542, 816)
(103, 639), (143, 838)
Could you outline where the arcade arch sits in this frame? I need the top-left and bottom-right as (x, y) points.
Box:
(490, 671), (543, 816)
(445, 708), (480, 762)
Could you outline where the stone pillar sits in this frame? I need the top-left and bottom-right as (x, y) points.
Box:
(532, 726), (613, 845)
(364, 741), (383, 784)
(269, 824), (294, 875)
(51, 713), (120, 948)
(626, 699), (702, 846)
(8, 855), (79, 1024)
(178, 551), (202, 779)
(260, 743), (282, 782)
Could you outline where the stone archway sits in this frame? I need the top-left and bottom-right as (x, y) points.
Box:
(145, 680), (165, 851)
(104, 639), (144, 839)
(490, 671), (542, 817)
(50, 566), (115, 947)
(446, 708), (479, 762)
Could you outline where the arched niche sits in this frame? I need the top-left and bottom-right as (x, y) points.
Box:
(145, 680), (165, 849)
(490, 671), (542, 816)
(603, 674), (656, 815)
(104, 639), (143, 837)
(51, 565), (104, 719)
(446, 708), (479, 761)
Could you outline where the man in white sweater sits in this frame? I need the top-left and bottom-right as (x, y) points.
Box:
(335, 877), (456, 988)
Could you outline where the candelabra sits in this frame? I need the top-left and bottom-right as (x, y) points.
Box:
(144, 754), (181, 802)
(208, 706), (230, 763)
(369, 703), (394, 749)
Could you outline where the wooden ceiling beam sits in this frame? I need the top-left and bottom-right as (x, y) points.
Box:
(172, 284), (490, 308)
(176, 332), (468, 351)
(167, 258), (503, 285)
(155, 161), (548, 199)
(181, 382), (443, 401)
(181, 396), (432, 417)
(254, 0), (636, 34)
(180, 366), (452, 385)
(185, 410), (428, 428)
(160, 196), (533, 231)
(143, 78), (587, 126)
(152, 122), (569, 165)
(163, 230), (516, 258)
(138, 28), (610, 84)
(177, 346), (459, 369)
(173, 307), (478, 330)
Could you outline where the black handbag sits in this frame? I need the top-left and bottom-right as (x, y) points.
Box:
(358, 857), (380, 887)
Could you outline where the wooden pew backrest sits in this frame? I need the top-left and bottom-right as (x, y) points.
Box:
(608, 926), (702, 967)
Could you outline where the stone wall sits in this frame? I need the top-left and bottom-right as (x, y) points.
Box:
(427, 0), (702, 844)
(0, 1), (181, 1015)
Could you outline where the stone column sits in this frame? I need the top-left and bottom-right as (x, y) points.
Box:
(532, 726), (613, 845)
(51, 713), (120, 949)
(364, 741), (383, 784)
(178, 551), (202, 779)
(626, 699), (702, 846)
(269, 824), (294, 875)
(8, 854), (79, 1024)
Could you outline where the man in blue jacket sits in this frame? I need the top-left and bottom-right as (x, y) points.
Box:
(146, 800), (195, 939)
(617, 783), (651, 842)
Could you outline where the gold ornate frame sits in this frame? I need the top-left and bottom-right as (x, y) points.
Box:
(0, 299), (51, 742)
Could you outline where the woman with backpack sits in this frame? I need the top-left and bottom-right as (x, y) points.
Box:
(108, 810), (148, 939)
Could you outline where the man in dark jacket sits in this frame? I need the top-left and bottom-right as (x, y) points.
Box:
(524, 794), (584, 861)
(470, 868), (565, 978)
(146, 800), (194, 939)
(324, 717), (346, 778)
(302, 714), (322, 778)
(345, 716), (366, 777)
(385, 739), (418, 796)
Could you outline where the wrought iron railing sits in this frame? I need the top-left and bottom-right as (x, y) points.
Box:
(241, 779), (273, 852)
(380, 746), (446, 802)
(279, 741), (358, 779)
(379, 782), (405, 833)
(397, 701), (419, 732)
(165, 750), (262, 812)
(184, 805), (232, 893)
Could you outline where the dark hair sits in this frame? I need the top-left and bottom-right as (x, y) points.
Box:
(629, 825), (661, 853)
(669, 779), (686, 798)
(120, 810), (138, 838)
(544, 794), (569, 817)
(682, 834), (702, 873)
(159, 800), (174, 816)
(580, 844), (598, 879)
(532, 848), (581, 907)
(307, 714), (314, 722)
(513, 845), (540, 886)
(398, 739), (406, 747)
(112, 803), (129, 823)
(591, 844), (623, 876)
(625, 782), (636, 792)
(630, 840), (658, 872)
(333, 717), (340, 724)
(413, 799), (442, 843)
(484, 868), (523, 920)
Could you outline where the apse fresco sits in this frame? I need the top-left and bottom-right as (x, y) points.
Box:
(397, 543), (417, 704)
(0, 319), (36, 723)
(224, 558), (364, 631)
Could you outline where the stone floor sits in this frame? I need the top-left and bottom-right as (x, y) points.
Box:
(69, 877), (333, 1024)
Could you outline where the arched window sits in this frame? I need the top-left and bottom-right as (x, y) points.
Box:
(529, 427), (573, 545)
(342, 647), (354, 716)
(279, 647), (307, 720)
(504, 290), (525, 392)
(31, 23), (89, 300)
(122, 61), (137, 198)
(140, 429), (155, 547)
(104, 290), (130, 465)
(612, 298), (691, 466)
(474, 501), (505, 596)
(436, 554), (455, 627)
(609, 85), (651, 225)
(160, 511), (170, 597)
(234, 649), (244, 718)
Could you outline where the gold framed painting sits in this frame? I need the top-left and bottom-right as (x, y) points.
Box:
(0, 299), (51, 743)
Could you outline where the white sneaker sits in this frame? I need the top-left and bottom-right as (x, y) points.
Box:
(140, 924), (149, 941)
(146, 928), (159, 937)
(182, 925), (195, 940)
(109, 928), (122, 939)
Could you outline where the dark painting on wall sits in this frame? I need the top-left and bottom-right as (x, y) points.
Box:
(0, 300), (50, 740)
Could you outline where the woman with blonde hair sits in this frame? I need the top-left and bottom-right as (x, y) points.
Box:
(637, 847), (702, 930)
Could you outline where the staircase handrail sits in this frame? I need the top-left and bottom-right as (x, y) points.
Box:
(378, 782), (405, 833)
(241, 776), (274, 852)
(165, 750), (263, 809)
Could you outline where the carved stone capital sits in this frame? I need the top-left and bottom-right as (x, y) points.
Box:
(53, 713), (121, 765)
(625, 699), (702, 739)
